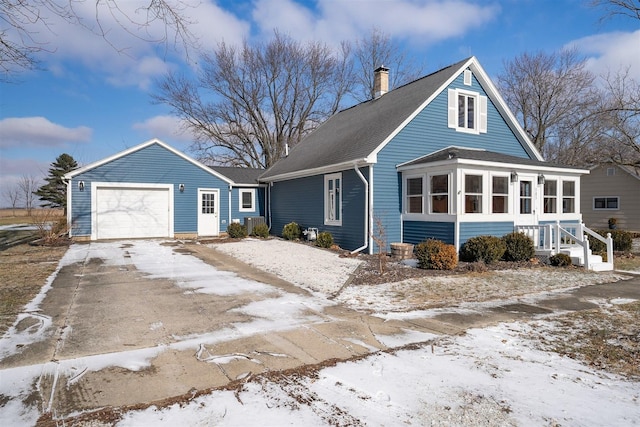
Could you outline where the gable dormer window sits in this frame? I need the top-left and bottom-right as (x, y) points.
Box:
(448, 89), (487, 134)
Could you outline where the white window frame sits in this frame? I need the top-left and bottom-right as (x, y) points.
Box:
(239, 188), (255, 212)
(543, 179), (558, 214)
(593, 196), (619, 210)
(324, 173), (342, 226)
(405, 175), (424, 214)
(428, 172), (450, 214)
(490, 174), (510, 214)
(562, 180), (576, 213)
(464, 173), (483, 214)
(448, 88), (487, 134)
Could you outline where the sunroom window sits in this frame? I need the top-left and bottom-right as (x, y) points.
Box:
(406, 177), (423, 214)
(543, 180), (557, 213)
(562, 181), (575, 213)
(464, 174), (483, 213)
(491, 176), (508, 213)
(430, 174), (449, 214)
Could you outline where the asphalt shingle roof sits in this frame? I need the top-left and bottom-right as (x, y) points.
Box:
(209, 166), (265, 185)
(260, 58), (471, 180)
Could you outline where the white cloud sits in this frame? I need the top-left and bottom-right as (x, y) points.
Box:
(132, 115), (194, 142)
(252, 0), (500, 47)
(570, 30), (640, 81)
(0, 117), (92, 148)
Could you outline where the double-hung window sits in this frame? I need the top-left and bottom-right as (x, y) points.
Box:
(543, 180), (557, 213)
(562, 181), (575, 213)
(406, 177), (424, 214)
(491, 176), (508, 213)
(430, 174), (449, 214)
(464, 174), (483, 213)
(448, 89), (487, 134)
(324, 173), (342, 226)
(239, 189), (255, 212)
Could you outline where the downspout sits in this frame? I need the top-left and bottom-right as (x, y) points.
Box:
(267, 183), (272, 231)
(64, 178), (72, 237)
(351, 165), (369, 254)
(228, 184), (232, 230)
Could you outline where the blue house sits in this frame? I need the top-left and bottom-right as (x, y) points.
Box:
(65, 139), (265, 240)
(260, 57), (590, 255)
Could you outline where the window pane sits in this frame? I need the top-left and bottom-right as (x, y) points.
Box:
(520, 181), (532, 214)
(242, 192), (252, 209)
(563, 181), (575, 196)
(407, 178), (422, 195)
(520, 181), (531, 197)
(431, 195), (448, 213)
(492, 176), (508, 194)
(607, 198), (618, 209)
(467, 96), (475, 128)
(408, 196), (423, 213)
(458, 95), (465, 127)
(492, 196), (507, 213)
(465, 195), (482, 213)
(465, 175), (482, 193)
(431, 175), (448, 193)
(594, 198), (605, 209)
(563, 198), (575, 213)
(544, 180), (557, 196)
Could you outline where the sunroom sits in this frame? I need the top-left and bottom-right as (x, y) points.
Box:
(397, 147), (592, 256)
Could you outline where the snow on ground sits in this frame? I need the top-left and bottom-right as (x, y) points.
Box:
(117, 321), (640, 427)
(209, 239), (362, 295)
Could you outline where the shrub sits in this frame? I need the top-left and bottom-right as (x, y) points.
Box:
(316, 231), (334, 248)
(250, 223), (270, 238)
(415, 239), (458, 270)
(588, 229), (633, 253)
(227, 222), (247, 238)
(549, 253), (573, 267)
(459, 235), (506, 264)
(502, 232), (535, 262)
(282, 222), (301, 240)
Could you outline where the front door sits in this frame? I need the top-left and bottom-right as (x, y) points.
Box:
(198, 189), (219, 236)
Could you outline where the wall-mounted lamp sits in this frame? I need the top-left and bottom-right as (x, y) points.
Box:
(179, 183), (185, 192)
(510, 171), (518, 183)
(78, 181), (85, 191)
(537, 174), (545, 185)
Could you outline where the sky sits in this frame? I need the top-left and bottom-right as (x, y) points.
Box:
(1, 0), (639, 204)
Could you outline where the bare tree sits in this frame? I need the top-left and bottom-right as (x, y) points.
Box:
(497, 49), (599, 159)
(1, 0), (196, 80)
(352, 27), (424, 102)
(17, 175), (38, 215)
(154, 31), (354, 168)
(592, 0), (640, 21)
(3, 183), (21, 216)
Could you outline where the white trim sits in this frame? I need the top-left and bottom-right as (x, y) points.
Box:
(91, 182), (174, 240)
(261, 159), (371, 183)
(198, 188), (220, 236)
(239, 188), (256, 212)
(65, 138), (234, 185)
(324, 172), (342, 226)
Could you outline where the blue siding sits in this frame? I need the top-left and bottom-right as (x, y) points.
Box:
(459, 222), (514, 246)
(270, 168), (368, 251)
(373, 72), (532, 247)
(70, 143), (242, 237)
(229, 187), (267, 225)
(403, 221), (455, 245)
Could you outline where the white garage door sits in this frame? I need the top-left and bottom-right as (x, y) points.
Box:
(95, 185), (171, 239)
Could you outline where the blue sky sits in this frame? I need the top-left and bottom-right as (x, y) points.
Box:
(1, 0), (639, 202)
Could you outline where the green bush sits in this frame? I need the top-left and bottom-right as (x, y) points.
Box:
(459, 235), (506, 264)
(282, 222), (301, 240)
(587, 229), (633, 253)
(316, 231), (334, 248)
(227, 222), (247, 238)
(502, 232), (535, 262)
(250, 223), (270, 238)
(415, 239), (458, 270)
(549, 253), (573, 267)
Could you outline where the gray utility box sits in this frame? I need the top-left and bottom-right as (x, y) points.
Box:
(244, 216), (266, 235)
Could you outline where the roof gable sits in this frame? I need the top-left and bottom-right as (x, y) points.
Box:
(261, 57), (542, 181)
(209, 166), (265, 185)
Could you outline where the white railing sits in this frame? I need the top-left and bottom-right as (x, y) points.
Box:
(515, 221), (613, 270)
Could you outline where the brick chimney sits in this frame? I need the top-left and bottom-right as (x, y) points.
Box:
(374, 65), (389, 99)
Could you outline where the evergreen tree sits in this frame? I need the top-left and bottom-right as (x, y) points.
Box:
(35, 153), (78, 212)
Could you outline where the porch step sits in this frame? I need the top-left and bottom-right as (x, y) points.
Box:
(590, 262), (614, 272)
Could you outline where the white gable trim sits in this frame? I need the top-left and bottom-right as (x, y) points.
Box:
(368, 57), (543, 162)
(64, 138), (234, 184)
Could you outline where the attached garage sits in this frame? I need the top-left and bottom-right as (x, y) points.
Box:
(93, 183), (173, 240)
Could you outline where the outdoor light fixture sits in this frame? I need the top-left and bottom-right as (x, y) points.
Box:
(179, 183), (185, 192)
(538, 174), (545, 185)
(510, 171), (518, 183)
(78, 181), (85, 191)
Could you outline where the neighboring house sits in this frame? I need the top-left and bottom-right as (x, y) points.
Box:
(260, 57), (588, 254)
(65, 139), (265, 240)
(581, 163), (640, 232)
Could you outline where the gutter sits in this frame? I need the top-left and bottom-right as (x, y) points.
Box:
(351, 164), (369, 254)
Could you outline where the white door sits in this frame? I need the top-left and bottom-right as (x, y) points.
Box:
(515, 176), (539, 225)
(95, 185), (171, 239)
(198, 189), (219, 236)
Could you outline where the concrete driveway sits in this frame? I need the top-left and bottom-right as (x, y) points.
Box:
(1, 240), (639, 425)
